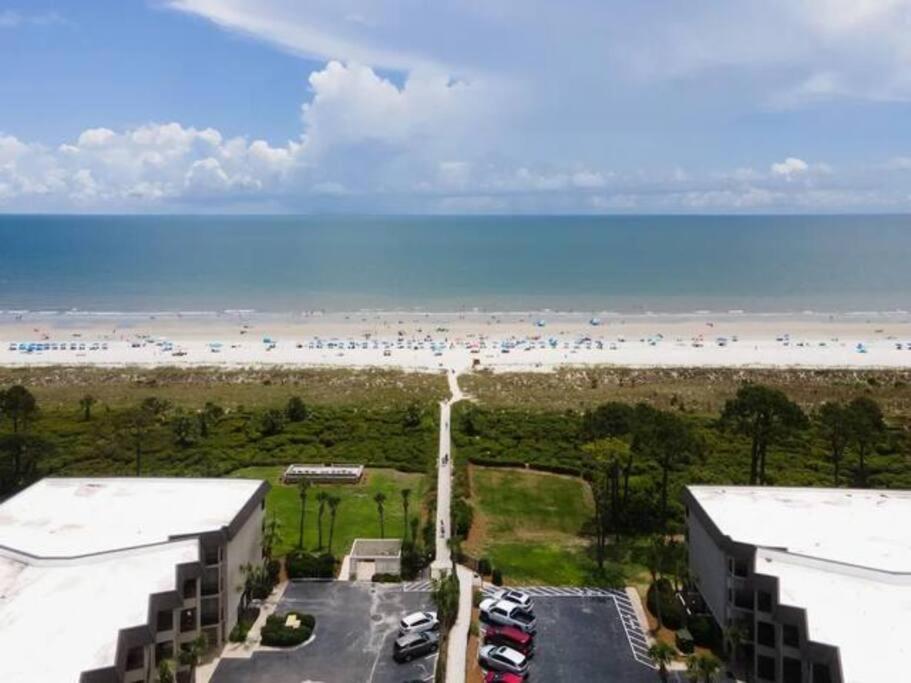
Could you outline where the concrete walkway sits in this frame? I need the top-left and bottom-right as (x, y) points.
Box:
(429, 368), (473, 683)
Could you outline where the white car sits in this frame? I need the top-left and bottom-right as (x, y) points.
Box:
(491, 589), (535, 613)
(479, 644), (529, 677)
(479, 599), (537, 634)
(399, 611), (439, 635)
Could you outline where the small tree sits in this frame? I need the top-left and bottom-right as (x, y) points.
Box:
(79, 394), (96, 421)
(721, 384), (807, 485)
(327, 495), (341, 553)
(178, 635), (207, 678)
(687, 652), (722, 683)
(315, 491), (328, 549)
(1, 385), (37, 434)
(431, 573), (460, 629)
(374, 491), (387, 538)
(846, 396), (885, 486)
(285, 396), (310, 422)
(259, 408), (286, 437)
(403, 402), (422, 429)
(262, 513), (281, 561)
(171, 414), (197, 447)
(401, 488), (412, 543)
(297, 480), (311, 549)
(815, 401), (850, 487)
(647, 535), (668, 632)
(648, 641), (676, 682)
(197, 401), (224, 438)
(156, 659), (175, 683)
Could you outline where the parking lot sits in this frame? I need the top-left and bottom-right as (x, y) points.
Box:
(211, 581), (436, 683)
(480, 587), (658, 682)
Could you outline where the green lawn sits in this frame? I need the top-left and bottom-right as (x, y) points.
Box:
(232, 466), (427, 558)
(466, 466), (650, 587)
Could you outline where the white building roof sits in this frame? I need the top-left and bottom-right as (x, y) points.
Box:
(688, 486), (911, 683)
(0, 477), (266, 683)
(0, 477), (263, 557)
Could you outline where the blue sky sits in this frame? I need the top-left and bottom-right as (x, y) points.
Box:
(3, 0), (911, 213)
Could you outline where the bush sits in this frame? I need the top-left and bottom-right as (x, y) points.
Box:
(265, 558), (281, 586)
(229, 607), (259, 643)
(477, 557), (492, 576)
(491, 568), (503, 586)
(452, 498), (474, 537)
(676, 628), (694, 654)
(646, 578), (685, 631)
(286, 552), (336, 579)
(260, 611), (315, 647)
(687, 613), (720, 648)
(371, 573), (401, 583)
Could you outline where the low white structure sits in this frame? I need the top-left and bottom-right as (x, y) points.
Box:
(684, 485), (911, 683)
(281, 463), (364, 484)
(0, 477), (269, 683)
(346, 538), (402, 581)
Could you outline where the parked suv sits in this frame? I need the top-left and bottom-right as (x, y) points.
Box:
(399, 611), (439, 635)
(483, 625), (534, 657)
(490, 589), (535, 613)
(393, 631), (440, 662)
(479, 599), (537, 634)
(484, 673), (525, 683)
(479, 644), (529, 677)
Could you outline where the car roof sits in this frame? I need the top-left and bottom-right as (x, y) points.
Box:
(396, 633), (425, 646)
(402, 611), (430, 624)
(495, 646), (525, 664)
(487, 625), (531, 642)
(493, 599), (521, 611)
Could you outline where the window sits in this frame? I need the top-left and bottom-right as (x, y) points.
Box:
(182, 578), (197, 600)
(783, 657), (802, 683)
(157, 609), (174, 632)
(783, 624), (800, 648)
(812, 663), (832, 683)
(757, 621), (776, 648)
(180, 608), (197, 633)
(733, 558), (749, 577)
(757, 654), (776, 681)
(757, 590), (773, 612)
(155, 641), (173, 664)
(125, 646), (144, 671)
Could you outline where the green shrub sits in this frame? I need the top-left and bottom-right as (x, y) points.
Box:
(260, 611), (315, 647)
(265, 558), (281, 586)
(676, 628), (694, 654)
(687, 613), (720, 648)
(286, 552), (336, 579)
(646, 578), (685, 631)
(491, 568), (503, 586)
(371, 573), (402, 583)
(477, 557), (491, 576)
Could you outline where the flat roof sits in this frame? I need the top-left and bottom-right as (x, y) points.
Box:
(688, 486), (911, 683)
(0, 477), (266, 683)
(0, 477), (264, 558)
(687, 485), (911, 572)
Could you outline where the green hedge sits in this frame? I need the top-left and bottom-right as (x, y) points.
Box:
(371, 573), (402, 583)
(260, 611), (315, 647)
(646, 578), (685, 630)
(286, 552), (336, 579)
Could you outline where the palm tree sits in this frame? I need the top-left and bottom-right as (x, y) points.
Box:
(648, 641), (676, 682)
(262, 513), (281, 561)
(447, 535), (461, 576)
(401, 488), (412, 542)
(178, 635), (207, 679)
(374, 492), (387, 538)
(156, 659), (175, 683)
(687, 652), (722, 683)
(297, 480), (311, 549)
(723, 621), (748, 676)
(316, 491), (329, 549)
(647, 536), (667, 632)
(326, 495), (341, 554)
(79, 394), (96, 421)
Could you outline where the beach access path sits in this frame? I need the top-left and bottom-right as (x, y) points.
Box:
(431, 368), (473, 683)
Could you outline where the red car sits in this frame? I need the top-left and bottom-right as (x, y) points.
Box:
(483, 625), (535, 657)
(484, 671), (524, 683)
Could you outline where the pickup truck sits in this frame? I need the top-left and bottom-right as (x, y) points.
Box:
(479, 599), (537, 634)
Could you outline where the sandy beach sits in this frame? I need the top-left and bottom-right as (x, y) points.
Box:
(3, 309), (911, 372)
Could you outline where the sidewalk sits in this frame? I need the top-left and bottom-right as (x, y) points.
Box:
(446, 564), (474, 683)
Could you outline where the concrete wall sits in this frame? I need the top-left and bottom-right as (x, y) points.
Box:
(224, 503), (264, 633)
(687, 508), (729, 624)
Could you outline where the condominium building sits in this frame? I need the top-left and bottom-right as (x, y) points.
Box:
(684, 485), (911, 683)
(0, 477), (269, 683)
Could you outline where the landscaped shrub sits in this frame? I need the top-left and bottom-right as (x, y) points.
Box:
(477, 557), (491, 576)
(229, 607), (259, 642)
(687, 613), (720, 648)
(646, 578), (685, 631)
(452, 498), (474, 537)
(260, 611), (315, 647)
(265, 558), (281, 586)
(371, 573), (402, 583)
(286, 552), (336, 579)
(676, 628), (694, 654)
(491, 568), (503, 586)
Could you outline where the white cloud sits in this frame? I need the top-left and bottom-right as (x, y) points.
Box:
(771, 157), (809, 177)
(0, 10), (64, 29)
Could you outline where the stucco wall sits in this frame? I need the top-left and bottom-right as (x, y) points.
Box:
(687, 509), (729, 624)
(224, 504), (264, 632)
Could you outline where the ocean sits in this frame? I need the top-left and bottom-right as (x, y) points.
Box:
(1, 214), (910, 313)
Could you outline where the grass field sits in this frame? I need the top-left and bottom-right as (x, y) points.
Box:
(231, 466), (428, 558)
(466, 467), (595, 585)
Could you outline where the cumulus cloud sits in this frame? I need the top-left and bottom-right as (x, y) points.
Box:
(771, 157), (809, 177)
